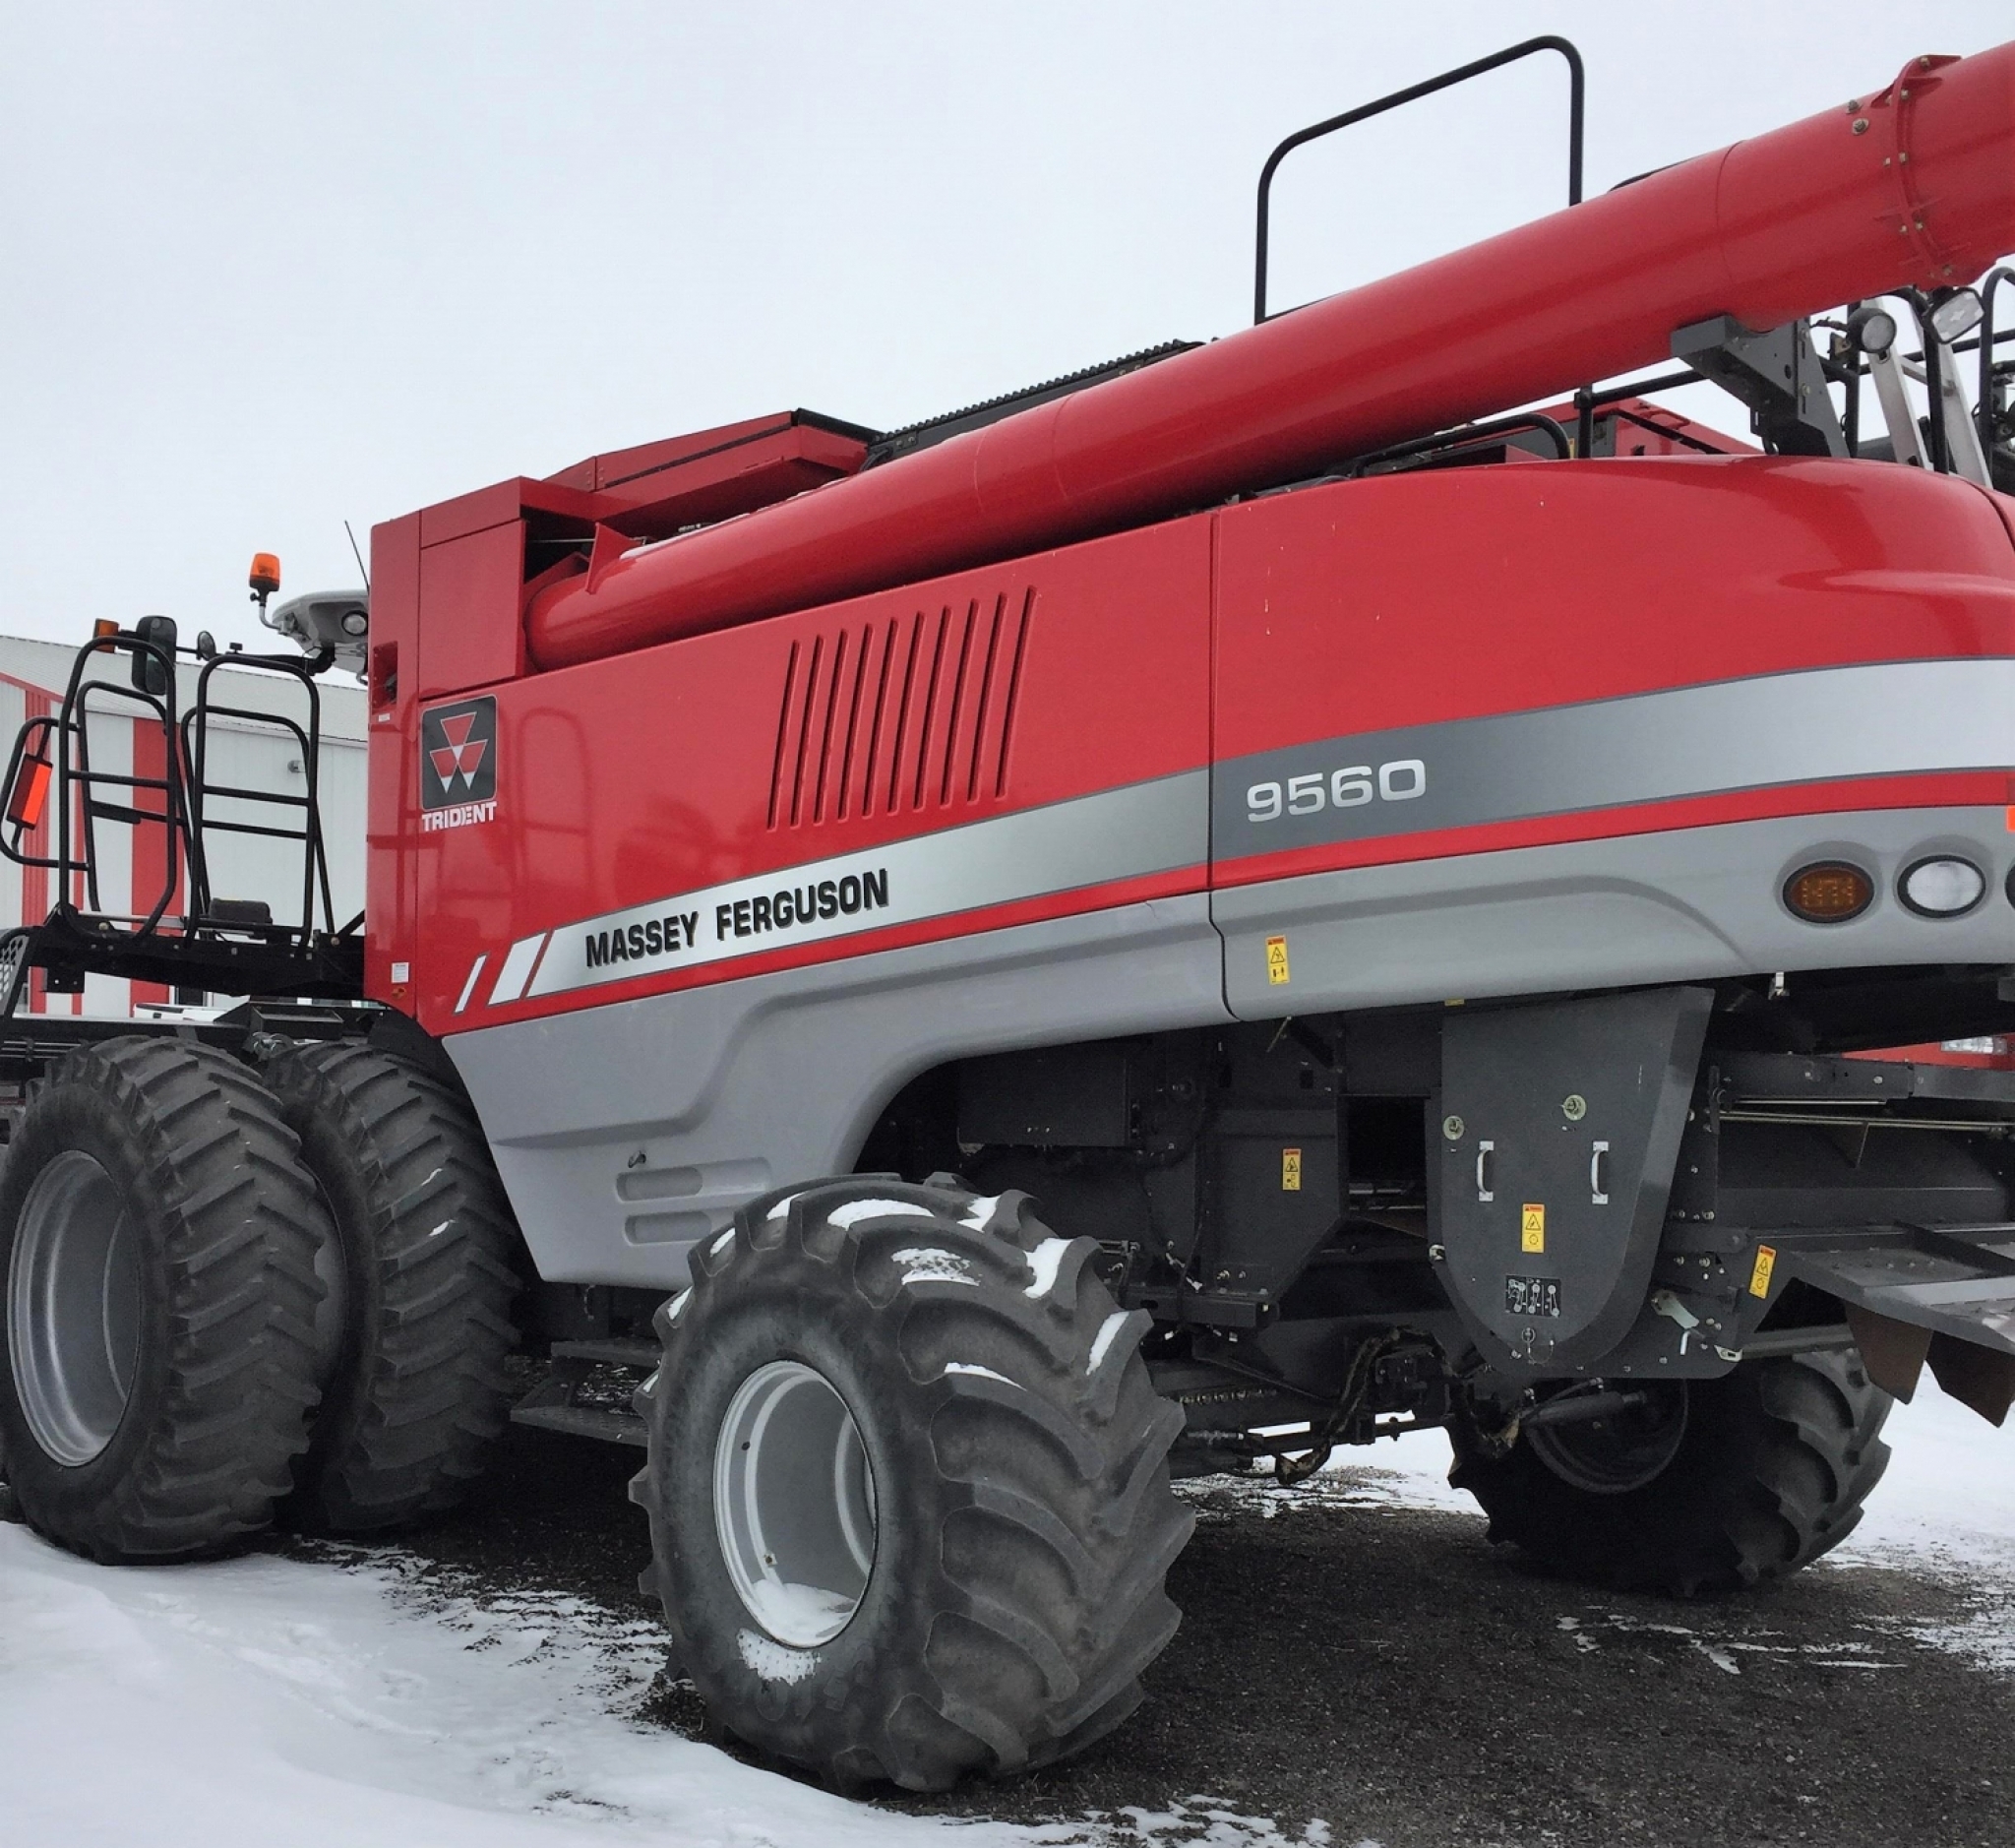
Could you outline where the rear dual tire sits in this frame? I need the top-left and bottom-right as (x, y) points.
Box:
(0, 1035), (521, 1561)
(631, 1176), (1192, 1791)
(259, 1041), (520, 1534)
(0, 1038), (325, 1562)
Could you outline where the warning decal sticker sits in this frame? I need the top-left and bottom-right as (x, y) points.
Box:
(1521, 1202), (1546, 1254)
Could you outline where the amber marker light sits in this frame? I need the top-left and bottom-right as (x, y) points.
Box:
(4, 754), (50, 831)
(92, 619), (119, 639)
(249, 553), (282, 597)
(1783, 861), (1874, 922)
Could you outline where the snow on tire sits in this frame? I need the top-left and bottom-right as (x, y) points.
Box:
(630, 1174), (1193, 1791)
(0, 1037), (326, 1562)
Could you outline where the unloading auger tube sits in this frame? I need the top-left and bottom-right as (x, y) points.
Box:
(525, 41), (2015, 668)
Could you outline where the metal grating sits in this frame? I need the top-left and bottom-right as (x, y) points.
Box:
(767, 587), (1035, 829)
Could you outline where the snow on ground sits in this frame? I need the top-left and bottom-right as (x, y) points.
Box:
(1839, 1379), (2015, 1572)
(1, 1382), (2007, 1848)
(1280, 1378), (2015, 1679)
(1827, 1382), (2015, 1675)
(0, 1521), (1335, 1848)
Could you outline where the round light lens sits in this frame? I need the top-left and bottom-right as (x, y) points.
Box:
(1899, 856), (1985, 917)
(1849, 305), (1897, 356)
(1784, 861), (1873, 922)
(340, 609), (368, 636)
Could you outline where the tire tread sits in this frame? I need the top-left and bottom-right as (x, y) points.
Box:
(261, 1040), (519, 1533)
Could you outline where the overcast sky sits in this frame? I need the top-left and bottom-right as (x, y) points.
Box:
(3, 1), (2010, 650)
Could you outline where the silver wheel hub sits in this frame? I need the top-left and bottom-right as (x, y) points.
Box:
(713, 1360), (877, 1647)
(8, 1150), (143, 1466)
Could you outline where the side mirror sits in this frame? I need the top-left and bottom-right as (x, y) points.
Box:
(196, 630), (217, 660)
(132, 614), (177, 697)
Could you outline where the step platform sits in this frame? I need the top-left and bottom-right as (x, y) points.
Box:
(509, 1337), (658, 1448)
(1773, 1221), (2015, 1424)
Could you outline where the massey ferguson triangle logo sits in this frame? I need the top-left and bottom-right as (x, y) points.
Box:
(420, 697), (497, 825)
(430, 712), (488, 789)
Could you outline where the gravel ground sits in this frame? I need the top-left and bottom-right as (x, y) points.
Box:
(352, 1416), (2015, 1848)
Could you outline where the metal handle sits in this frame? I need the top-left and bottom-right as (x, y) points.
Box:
(1476, 1140), (1495, 1202)
(1590, 1140), (1610, 1205)
(1253, 34), (1586, 325)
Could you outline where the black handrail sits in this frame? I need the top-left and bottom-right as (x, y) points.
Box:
(0, 634), (340, 947)
(1253, 35), (1585, 325)
(1345, 411), (1572, 477)
(1982, 269), (2014, 462)
(43, 637), (192, 931)
(183, 652), (336, 937)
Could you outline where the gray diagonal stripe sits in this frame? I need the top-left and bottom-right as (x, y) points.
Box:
(520, 769), (1209, 1002)
(1214, 659), (2015, 855)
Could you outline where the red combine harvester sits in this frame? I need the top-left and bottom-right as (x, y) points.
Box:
(2, 36), (2014, 1791)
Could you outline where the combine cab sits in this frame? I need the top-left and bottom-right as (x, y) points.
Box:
(2, 35), (2014, 1792)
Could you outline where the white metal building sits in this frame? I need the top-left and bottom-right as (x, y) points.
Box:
(0, 634), (366, 1016)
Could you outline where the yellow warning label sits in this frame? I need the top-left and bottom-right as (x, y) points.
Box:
(1521, 1203), (1546, 1254)
(1265, 934), (1290, 985)
(1282, 1147), (1303, 1191)
(1749, 1245), (1777, 1299)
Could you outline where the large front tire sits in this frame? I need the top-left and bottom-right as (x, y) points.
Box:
(631, 1177), (1192, 1791)
(1449, 1352), (1892, 1595)
(0, 1038), (326, 1562)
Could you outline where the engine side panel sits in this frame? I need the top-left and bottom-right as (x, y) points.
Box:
(1212, 456), (2015, 779)
(1210, 458), (2015, 1010)
(411, 516), (1213, 1035)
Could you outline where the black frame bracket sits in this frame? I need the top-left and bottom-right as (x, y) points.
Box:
(1671, 315), (1847, 459)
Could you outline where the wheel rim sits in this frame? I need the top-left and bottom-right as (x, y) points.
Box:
(1525, 1383), (1689, 1495)
(713, 1360), (877, 1647)
(8, 1150), (144, 1466)
(302, 1180), (350, 1389)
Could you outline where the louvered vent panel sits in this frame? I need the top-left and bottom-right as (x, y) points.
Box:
(766, 588), (1034, 830)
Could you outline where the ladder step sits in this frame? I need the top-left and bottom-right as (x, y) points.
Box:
(549, 1337), (660, 1369)
(511, 1402), (648, 1448)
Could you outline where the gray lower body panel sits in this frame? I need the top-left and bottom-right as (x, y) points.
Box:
(1215, 806), (2015, 1017)
(456, 804), (2013, 1289)
(447, 894), (1231, 1288)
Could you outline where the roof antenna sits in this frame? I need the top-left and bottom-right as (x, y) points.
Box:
(343, 520), (371, 593)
